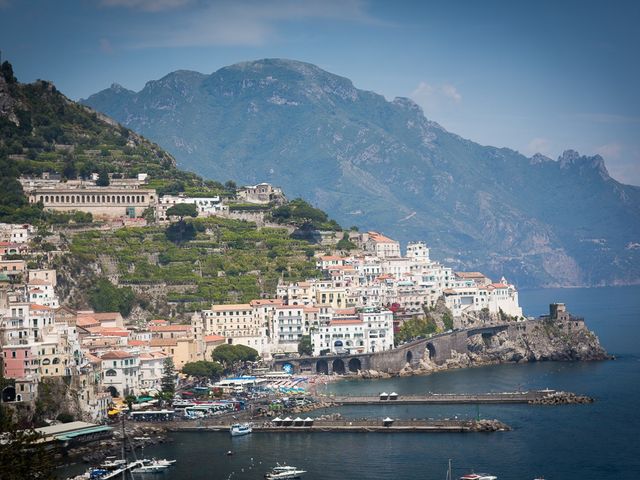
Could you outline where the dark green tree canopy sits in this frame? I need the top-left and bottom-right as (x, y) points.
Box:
(182, 360), (223, 380)
(297, 335), (313, 356)
(166, 203), (198, 218)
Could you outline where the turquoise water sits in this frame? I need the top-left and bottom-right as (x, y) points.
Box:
(61, 286), (640, 479)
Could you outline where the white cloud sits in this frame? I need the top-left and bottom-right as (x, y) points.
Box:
(101, 0), (194, 12)
(524, 137), (552, 156)
(410, 81), (462, 114)
(595, 143), (622, 159)
(441, 83), (462, 103)
(112, 0), (381, 48)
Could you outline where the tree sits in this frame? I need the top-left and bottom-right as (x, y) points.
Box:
(224, 180), (237, 192)
(89, 278), (135, 316)
(0, 61), (17, 84)
(96, 168), (110, 186)
(161, 357), (176, 397)
(182, 361), (223, 381)
(0, 405), (55, 480)
(164, 219), (197, 244)
(212, 344), (259, 373)
(395, 316), (438, 344)
(298, 335), (313, 356)
(166, 203), (198, 219)
(124, 394), (137, 412)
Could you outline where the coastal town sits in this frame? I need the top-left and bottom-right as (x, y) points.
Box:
(0, 172), (607, 480)
(1, 173), (525, 415)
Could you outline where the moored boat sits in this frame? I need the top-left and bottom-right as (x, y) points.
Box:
(230, 423), (252, 436)
(264, 464), (306, 479)
(460, 474), (497, 480)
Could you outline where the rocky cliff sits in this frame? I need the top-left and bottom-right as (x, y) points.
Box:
(401, 320), (610, 377)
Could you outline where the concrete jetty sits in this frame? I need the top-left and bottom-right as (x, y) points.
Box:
(170, 418), (510, 433)
(327, 389), (590, 405)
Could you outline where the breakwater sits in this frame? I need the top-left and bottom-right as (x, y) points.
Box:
(328, 389), (593, 405)
(170, 418), (510, 433)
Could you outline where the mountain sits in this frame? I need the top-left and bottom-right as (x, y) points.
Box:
(82, 59), (640, 287)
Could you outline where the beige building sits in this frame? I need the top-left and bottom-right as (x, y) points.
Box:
(29, 187), (157, 219)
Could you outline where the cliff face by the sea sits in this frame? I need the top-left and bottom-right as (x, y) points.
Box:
(361, 318), (610, 379)
(413, 319), (608, 376)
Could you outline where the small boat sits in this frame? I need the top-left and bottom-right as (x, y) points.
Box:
(230, 423), (252, 436)
(459, 474), (497, 480)
(264, 464), (307, 479)
(99, 457), (126, 470)
(131, 459), (172, 474)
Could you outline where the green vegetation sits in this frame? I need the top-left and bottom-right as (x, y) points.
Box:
(70, 216), (320, 312)
(395, 316), (438, 344)
(88, 278), (135, 316)
(0, 60), (205, 225)
(0, 404), (55, 480)
(160, 357), (176, 398)
(182, 360), (223, 381)
(271, 198), (341, 231)
(166, 203), (198, 218)
(212, 344), (259, 373)
(297, 335), (313, 356)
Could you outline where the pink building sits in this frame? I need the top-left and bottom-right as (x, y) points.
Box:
(2, 345), (32, 378)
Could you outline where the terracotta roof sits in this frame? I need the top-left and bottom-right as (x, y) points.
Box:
(320, 255), (343, 261)
(491, 283), (509, 289)
(77, 316), (100, 327)
(210, 303), (251, 311)
(91, 312), (122, 321)
(139, 352), (167, 360)
(100, 350), (136, 360)
(329, 318), (362, 326)
(148, 319), (169, 326)
(128, 340), (149, 347)
(276, 305), (303, 311)
(205, 335), (225, 343)
(149, 324), (191, 332)
(29, 304), (52, 311)
(367, 231), (397, 244)
(303, 306), (320, 313)
(27, 278), (51, 285)
(86, 327), (129, 337)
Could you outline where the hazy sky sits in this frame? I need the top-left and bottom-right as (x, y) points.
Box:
(1, 0), (639, 185)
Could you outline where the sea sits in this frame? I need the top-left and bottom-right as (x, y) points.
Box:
(59, 286), (640, 480)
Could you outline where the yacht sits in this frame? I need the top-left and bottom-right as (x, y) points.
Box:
(131, 459), (173, 474)
(459, 475), (498, 480)
(230, 423), (252, 436)
(264, 464), (307, 479)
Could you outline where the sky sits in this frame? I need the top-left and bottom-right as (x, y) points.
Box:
(1, 0), (639, 185)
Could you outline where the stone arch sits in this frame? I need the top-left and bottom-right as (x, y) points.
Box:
(348, 358), (362, 373)
(1, 386), (16, 402)
(45, 195), (49, 202)
(15, 394), (22, 402)
(406, 350), (413, 363)
(332, 358), (345, 375)
(426, 342), (436, 360)
(106, 386), (119, 398)
(282, 362), (295, 374)
(52, 357), (60, 364)
(316, 359), (329, 375)
(299, 360), (312, 372)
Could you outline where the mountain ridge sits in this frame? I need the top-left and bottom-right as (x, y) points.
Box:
(82, 58), (640, 288)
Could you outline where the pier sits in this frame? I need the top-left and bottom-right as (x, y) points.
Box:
(170, 418), (510, 433)
(327, 389), (589, 405)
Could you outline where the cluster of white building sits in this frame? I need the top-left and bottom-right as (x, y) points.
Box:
(192, 231), (523, 359)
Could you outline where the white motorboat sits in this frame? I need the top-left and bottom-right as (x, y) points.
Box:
(230, 423), (252, 436)
(459, 474), (497, 480)
(264, 464), (307, 479)
(99, 457), (126, 469)
(131, 459), (172, 474)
